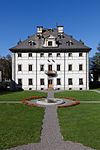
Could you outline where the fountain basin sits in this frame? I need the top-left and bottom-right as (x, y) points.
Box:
(36, 98), (64, 106)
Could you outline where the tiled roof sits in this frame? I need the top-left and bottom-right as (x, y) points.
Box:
(9, 28), (91, 52)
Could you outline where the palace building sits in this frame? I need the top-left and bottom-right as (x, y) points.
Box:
(9, 26), (91, 90)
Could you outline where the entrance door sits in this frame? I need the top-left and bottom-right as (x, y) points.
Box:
(48, 79), (53, 88)
(48, 65), (52, 72)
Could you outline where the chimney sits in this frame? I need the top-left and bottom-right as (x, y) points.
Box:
(57, 26), (64, 33)
(37, 26), (43, 33)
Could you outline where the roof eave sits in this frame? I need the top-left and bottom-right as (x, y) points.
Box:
(9, 47), (91, 53)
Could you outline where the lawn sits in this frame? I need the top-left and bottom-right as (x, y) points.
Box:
(0, 104), (44, 150)
(57, 104), (100, 150)
(55, 91), (100, 101)
(0, 91), (47, 101)
(94, 88), (100, 91)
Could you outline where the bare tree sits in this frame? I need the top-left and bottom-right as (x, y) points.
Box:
(0, 55), (12, 81)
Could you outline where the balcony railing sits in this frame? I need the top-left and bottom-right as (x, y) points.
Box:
(45, 70), (57, 77)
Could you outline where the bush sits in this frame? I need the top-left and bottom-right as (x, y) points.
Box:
(89, 81), (100, 89)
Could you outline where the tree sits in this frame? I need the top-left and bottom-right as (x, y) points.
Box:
(0, 55), (12, 81)
(92, 44), (100, 81)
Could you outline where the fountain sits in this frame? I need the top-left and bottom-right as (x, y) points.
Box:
(36, 98), (64, 106)
(27, 89), (75, 106)
(36, 89), (64, 106)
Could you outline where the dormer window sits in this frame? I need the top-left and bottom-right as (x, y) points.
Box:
(66, 40), (73, 46)
(43, 35), (57, 47)
(28, 41), (35, 46)
(29, 41), (32, 46)
(48, 41), (52, 46)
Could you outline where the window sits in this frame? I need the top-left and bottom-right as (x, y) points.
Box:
(48, 41), (52, 46)
(67, 40), (73, 46)
(68, 78), (73, 85)
(40, 79), (44, 85)
(29, 65), (32, 71)
(29, 79), (33, 85)
(57, 53), (60, 57)
(79, 78), (83, 85)
(18, 65), (22, 71)
(68, 53), (72, 57)
(79, 53), (83, 57)
(18, 79), (22, 85)
(28, 41), (35, 46)
(68, 64), (72, 71)
(18, 53), (22, 57)
(67, 41), (71, 46)
(48, 53), (52, 57)
(40, 65), (44, 71)
(40, 53), (44, 57)
(57, 78), (61, 85)
(57, 65), (60, 71)
(29, 41), (33, 46)
(29, 53), (32, 57)
(79, 64), (83, 71)
(48, 65), (52, 71)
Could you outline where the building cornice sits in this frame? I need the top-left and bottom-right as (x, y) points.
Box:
(9, 48), (91, 53)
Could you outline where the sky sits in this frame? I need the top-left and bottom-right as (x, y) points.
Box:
(0, 0), (100, 58)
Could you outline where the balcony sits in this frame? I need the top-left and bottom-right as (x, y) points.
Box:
(45, 70), (57, 77)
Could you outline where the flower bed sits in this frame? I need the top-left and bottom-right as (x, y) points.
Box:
(57, 97), (80, 108)
(22, 96), (46, 107)
(22, 96), (80, 108)
(58, 97), (76, 101)
(58, 101), (80, 108)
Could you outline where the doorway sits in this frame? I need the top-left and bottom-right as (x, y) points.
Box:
(48, 79), (53, 88)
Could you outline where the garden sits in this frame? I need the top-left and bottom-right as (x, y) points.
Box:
(57, 103), (100, 150)
(0, 91), (47, 101)
(55, 90), (100, 101)
(0, 90), (100, 150)
(0, 104), (44, 150)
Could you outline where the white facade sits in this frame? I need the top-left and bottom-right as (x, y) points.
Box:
(12, 51), (89, 90)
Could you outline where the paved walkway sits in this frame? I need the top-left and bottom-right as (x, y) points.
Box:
(0, 101), (21, 103)
(47, 89), (54, 98)
(80, 101), (100, 103)
(90, 90), (100, 93)
(0, 100), (100, 104)
(9, 105), (95, 150)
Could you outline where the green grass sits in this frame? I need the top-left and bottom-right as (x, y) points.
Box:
(57, 104), (100, 150)
(94, 88), (100, 91)
(0, 91), (47, 101)
(0, 104), (44, 150)
(55, 91), (100, 101)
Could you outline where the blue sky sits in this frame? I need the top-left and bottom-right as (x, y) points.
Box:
(0, 0), (100, 57)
